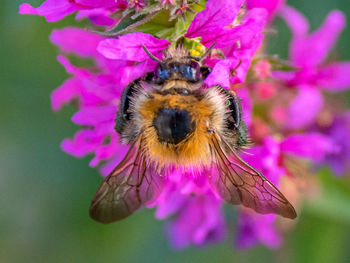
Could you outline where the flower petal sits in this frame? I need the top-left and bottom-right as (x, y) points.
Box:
(76, 0), (119, 8)
(61, 129), (104, 157)
(19, 3), (38, 15)
(167, 194), (225, 249)
(236, 212), (281, 249)
(285, 8), (346, 67)
(50, 27), (104, 57)
(247, 0), (285, 20)
(287, 86), (323, 129)
(71, 105), (116, 125)
(207, 8), (267, 49)
(317, 62), (350, 91)
(281, 133), (339, 161)
(205, 58), (240, 88)
(51, 77), (82, 111)
(323, 112), (350, 176)
(278, 5), (309, 38)
(75, 9), (115, 26)
(97, 33), (170, 61)
(19, 0), (78, 22)
(186, 0), (244, 39)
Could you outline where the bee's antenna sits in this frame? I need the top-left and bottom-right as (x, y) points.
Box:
(176, 37), (185, 48)
(142, 45), (163, 64)
(198, 42), (216, 62)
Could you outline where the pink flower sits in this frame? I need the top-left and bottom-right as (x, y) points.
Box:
(237, 133), (337, 248)
(127, 0), (146, 11)
(186, 0), (267, 86)
(155, 172), (225, 249)
(246, 0), (285, 20)
(274, 6), (350, 129)
(50, 28), (169, 172)
(19, 0), (127, 23)
(237, 212), (281, 249)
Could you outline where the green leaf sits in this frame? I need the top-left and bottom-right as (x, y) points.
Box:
(96, 13), (153, 36)
(96, 0), (207, 41)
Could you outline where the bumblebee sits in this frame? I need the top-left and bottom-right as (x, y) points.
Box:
(90, 44), (297, 223)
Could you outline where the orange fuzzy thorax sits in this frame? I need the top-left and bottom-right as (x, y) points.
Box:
(138, 92), (215, 168)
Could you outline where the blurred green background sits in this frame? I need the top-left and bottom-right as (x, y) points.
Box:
(1, 0), (350, 262)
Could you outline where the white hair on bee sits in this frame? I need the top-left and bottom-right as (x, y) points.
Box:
(163, 45), (191, 62)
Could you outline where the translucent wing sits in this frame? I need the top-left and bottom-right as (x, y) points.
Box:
(89, 136), (165, 224)
(208, 131), (297, 219)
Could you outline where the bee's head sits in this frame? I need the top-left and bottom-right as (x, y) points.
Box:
(142, 44), (215, 85)
(152, 60), (202, 84)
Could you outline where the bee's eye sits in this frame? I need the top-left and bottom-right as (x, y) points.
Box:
(227, 96), (241, 128)
(154, 65), (170, 81)
(182, 66), (193, 80)
(182, 61), (200, 82)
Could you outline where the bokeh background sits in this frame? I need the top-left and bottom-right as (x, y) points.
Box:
(1, 0), (350, 262)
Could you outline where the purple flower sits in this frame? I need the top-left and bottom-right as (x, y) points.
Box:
(237, 133), (337, 248)
(237, 212), (281, 249)
(322, 112), (350, 176)
(274, 6), (350, 129)
(167, 193), (225, 249)
(19, 0), (127, 23)
(154, 171), (226, 249)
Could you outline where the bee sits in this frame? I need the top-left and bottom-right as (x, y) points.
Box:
(89, 44), (297, 223)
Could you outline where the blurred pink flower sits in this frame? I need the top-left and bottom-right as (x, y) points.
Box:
(237, 212), (281, 249)
(275, 6), (350, 128)
(238, 133), (337, 248)
(322, 112), (350, 176)
(19, 0), (127, 24)
(246, 0), (285, 20)
(155, 171), (225, 248)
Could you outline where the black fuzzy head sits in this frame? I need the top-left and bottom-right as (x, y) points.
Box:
(153, 108), (195, 144)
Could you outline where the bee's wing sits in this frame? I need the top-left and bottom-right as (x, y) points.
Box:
(208, 131), (297, 219)
(89, 136), (164, 224)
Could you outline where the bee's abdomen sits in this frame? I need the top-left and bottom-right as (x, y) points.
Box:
(153, 108), (195, 144)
